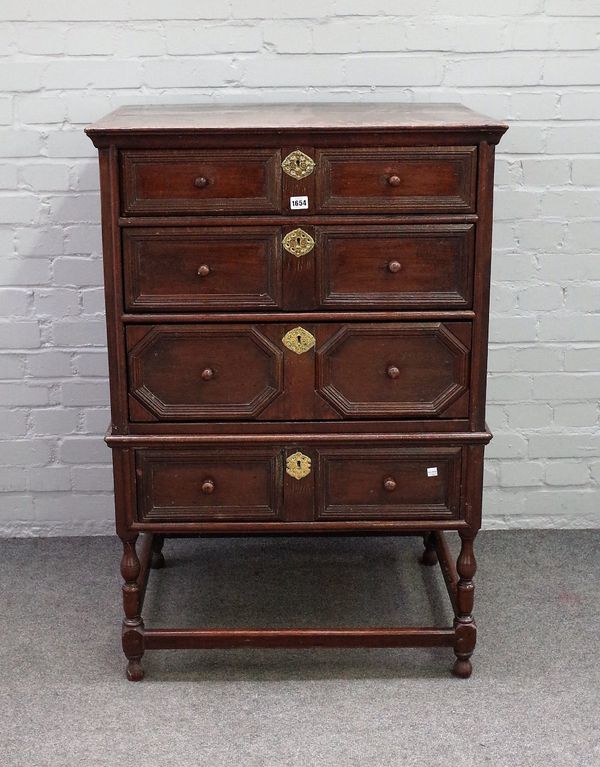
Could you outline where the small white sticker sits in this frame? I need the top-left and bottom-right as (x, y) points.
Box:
(427, 467), (438, 477)
(290, 195), (309, 210)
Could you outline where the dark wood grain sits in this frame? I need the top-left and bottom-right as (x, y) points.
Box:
(143, 626), (456, 650)
(135, 532), (154, 604)
(136, 447), (283, 522)
(315, 146), (477, 213)
(470, 140), (497, 431)
(316, 224), (475, 309)
(315, 322), (471, 419)
(127, 324), (284, 421)
(121, 149), (281, 216)
(87, 102), (505, 680)
(86, 101), (507, 136)
(432, 530), (458, 611)
(421, 532), (439, 566)
(453, 529), (477, 678)
(108, 428), (493, 444)
(134, 443), (468, 525)
(98, 146), (129, 434)
(121, 310), (477, 323)
(119, 533), (144, 681)
(123, 226), (282, 311)
(150, 533), (165, 569)
(119, 213), (480, 228)
(314, 445), (463, 521)
(126, 321), (472, 422)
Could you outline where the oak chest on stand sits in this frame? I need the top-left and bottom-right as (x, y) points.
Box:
(86, 103), (507, 680)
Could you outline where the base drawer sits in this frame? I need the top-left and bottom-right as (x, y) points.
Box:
(315, 446), (463, 521)
(136, 447), (283, 522)
(133, 442), (467, 525)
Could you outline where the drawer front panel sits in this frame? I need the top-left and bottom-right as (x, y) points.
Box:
(127, 325), (285, 421)
(123, 227), (282, 311)
(134, 444), (467, 524)
(316, 224), (475, 309)
(316, 322), (471, 419)
(316, 446), (462, 521)
(127, 322), (470, 422)
(121, 149), (281, 215)
(136, 447), (283, 522)
(315, 147), (477, 213)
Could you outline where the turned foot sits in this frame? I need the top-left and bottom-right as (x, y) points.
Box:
(420, 533), (438, 566)
(452, 530), (477, 681)
(126, 659), (144, 682)
(452, 656), (472, 679)
(120, 535), (145, 681)
(150, 534), (165, 569)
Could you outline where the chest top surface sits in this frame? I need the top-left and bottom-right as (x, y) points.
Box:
(86, 102), (507, 140)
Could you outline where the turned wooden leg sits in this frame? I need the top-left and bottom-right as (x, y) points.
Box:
(452, 530), (477, 678)
(420, 532), (438, 566)
(150, 534), (165, 569)
(120, 534), (145, 681)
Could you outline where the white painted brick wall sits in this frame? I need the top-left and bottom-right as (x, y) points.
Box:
(1, 2), (600, 535)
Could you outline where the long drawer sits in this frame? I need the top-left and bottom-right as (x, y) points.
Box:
(122, 224), (475, 312)
(135, 444), (463, 524)
(126, 322), (471, 422)
(120, 145), (477, 216)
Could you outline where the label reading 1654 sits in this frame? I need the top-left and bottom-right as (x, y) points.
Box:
(290, 195), (309, 210)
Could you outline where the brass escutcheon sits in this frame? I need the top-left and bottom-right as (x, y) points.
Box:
(281, 150), (315, 180)
(282, 326), (316, 355)
(282, 228), (315, 258)
(286, 451), (311, 480)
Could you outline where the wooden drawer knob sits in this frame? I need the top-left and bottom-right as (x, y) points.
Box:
(201, 479), (215, 494)
(387, 365), (400, 379)
(194, 176), (209, 188)
(197, 264), (211, 277)
(387, 174), (401, 187)
(383, 477), (397, 492)
(388, 260), (402, 273)
(201, 368), (214, 381)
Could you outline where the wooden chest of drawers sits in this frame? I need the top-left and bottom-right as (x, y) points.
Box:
(86, 103), (507, 681)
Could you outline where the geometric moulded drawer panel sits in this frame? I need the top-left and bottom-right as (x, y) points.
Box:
(127, 325), (284, 421)
(127, 322), (471, 422)
(316, 322), (471, 418)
